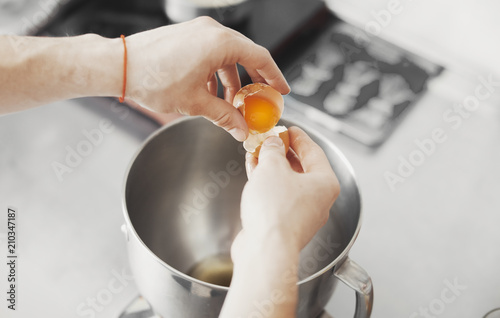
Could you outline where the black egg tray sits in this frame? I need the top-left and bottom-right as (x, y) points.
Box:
(284, 21), (444, 147)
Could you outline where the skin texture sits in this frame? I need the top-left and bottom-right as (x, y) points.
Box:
(220, 128), (340, 318)
(0, 17), (290, 141)
(0, 18), (340, 317)
(0, 34), (122, 112)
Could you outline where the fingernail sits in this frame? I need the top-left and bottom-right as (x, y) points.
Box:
(263, 136), (283, 147)
(228, 128), (247, 142)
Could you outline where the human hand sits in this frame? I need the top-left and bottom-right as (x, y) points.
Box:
(236, 127), (340, 254)
(124, 17), (290, 141)
(221, 128), (338, 318)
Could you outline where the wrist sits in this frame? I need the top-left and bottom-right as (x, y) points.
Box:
(72, 34), (123, 98)
(232, 228), (300, 270)
(241, 223), (301, 256)
(228, 230), (300, 317)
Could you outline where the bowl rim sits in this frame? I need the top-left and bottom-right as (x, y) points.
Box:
(122, 115), (363, 290)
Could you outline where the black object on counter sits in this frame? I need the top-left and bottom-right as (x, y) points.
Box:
(40, 0), (443, 147)
(283, 21), (443, 147)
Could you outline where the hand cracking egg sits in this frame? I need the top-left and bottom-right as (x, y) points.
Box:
(233, 83), (289, 157)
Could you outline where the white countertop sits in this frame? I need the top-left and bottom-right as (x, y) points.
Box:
(319, 72), (500, 317)
(0, 98), (155, 318)
(316, 2), (500, 316)
(326, 0), (500, 78)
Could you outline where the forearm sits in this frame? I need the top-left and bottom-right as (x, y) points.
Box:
(220, 231), (300, 318)
(0, 34), (122, 113)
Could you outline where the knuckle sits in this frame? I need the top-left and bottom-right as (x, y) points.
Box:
(195, 16), (217, 25)
(255, 46), (272, 68)
(214, 28), (233, 44)
(225, 85), (239, 95)
(212, 110), (233, 128)
(259, 150), (285, 166)
(257, 44), (271, 58)
(184, 98), (204, 116)
(326, 174), (341, 201)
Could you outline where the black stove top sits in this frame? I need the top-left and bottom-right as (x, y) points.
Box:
(40, 0), (331, 68)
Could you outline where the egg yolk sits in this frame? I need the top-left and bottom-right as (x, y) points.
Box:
(243, 95), (281, 133)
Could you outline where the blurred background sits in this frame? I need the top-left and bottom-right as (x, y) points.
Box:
(0, 0), (499, 317)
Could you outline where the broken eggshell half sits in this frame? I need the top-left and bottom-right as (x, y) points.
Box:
(233, 83), (289, 158)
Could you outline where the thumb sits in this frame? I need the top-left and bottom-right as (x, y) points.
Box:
(195, 92), (249, 142)
(257, 136), (287, 165)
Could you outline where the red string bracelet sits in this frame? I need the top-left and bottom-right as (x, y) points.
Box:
(119, 34), (127, 103)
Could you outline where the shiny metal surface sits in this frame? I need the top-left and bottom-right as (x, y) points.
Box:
(1, 67), (498, 318)
(119, 295), (336, 318)
(484, 309), (500, 318)
(123, 116), (372, 317)
(333, 258), (373, 318)
(0, 97), (159, 318)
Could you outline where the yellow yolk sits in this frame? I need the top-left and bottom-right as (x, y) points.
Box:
(243, 95), (281, 134)
(233, 83), (288, 157)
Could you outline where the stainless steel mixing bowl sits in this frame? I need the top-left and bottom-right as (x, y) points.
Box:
(122, 116), (373, 317)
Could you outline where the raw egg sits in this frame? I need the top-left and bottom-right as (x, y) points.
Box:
(233, 83), (289, 157)
(234, 83), (284, 134)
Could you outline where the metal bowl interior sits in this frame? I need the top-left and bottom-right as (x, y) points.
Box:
(124, 116), (361, 286)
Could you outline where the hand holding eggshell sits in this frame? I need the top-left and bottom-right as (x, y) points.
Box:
(233, 83), (290, 157)
(124, 17), (290, 142)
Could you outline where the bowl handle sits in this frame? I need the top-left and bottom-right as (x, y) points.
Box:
(333, 257), (373, 318)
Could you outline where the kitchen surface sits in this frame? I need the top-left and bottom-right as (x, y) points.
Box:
(1, 0), (500, 317)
